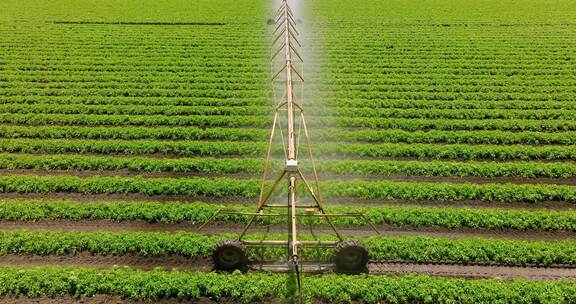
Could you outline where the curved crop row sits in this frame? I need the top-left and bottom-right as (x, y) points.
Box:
(327, 142), (576, 160)
(0, 199), (575, 231)
(328, 98), (576, 110)
(0, 175), (573, 203)
(323, 179), (576, 203)
(0, 267), (573, 303)
(331, 117), (576, 131)
(0, 139), (264, 156)
(0, 103), (573, 120)
(1, 139), (575, 160)
(1, 125), (573, 145)
(0, 95), (270, 107)
(328, 107), (576, 120)
(0, 230), (575, 266)
(0, 125), (267, 141)
(0, 104), (271, 116)
(0, 113), (271, 127)
(317, 129), (576, 145)
(0, 154), (574, 178)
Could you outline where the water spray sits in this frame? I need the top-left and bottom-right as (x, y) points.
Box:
(200, 0), (379, 282)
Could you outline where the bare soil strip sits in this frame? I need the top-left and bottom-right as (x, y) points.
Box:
(367, 262), (576, 280)
(0, 254), (573, 281)
(0, 220), (574, 241)
(0, 253), (211, 271)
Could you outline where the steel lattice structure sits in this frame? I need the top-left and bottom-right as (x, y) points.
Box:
(202, 0), (377, 279)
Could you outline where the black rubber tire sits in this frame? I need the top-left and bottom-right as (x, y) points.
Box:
(333, 240), (369, 274)
(212, 239), (248, 272)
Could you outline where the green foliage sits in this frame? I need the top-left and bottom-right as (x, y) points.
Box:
(0, 175), (574, 203)
(0, 266), (575, 303)
(1, 199), (576, 232)
(0, 230), (576, 266)
(1, 154), (575, 178)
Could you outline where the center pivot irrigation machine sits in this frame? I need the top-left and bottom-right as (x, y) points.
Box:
(199, 0), (378, 277)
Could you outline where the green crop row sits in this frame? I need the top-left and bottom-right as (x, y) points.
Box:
(3, 93), (574, 110)
(2, 125), (573, 145)
(1, 230), (576, 266)
(0, 87), (268, 99)
(0, 113), (271, 127)
(332, 117), (576, 131)
(0, 153), (265, 173)
(0, 104), (271, 116)
(0, 95), (270, 107)
(329, 107), (576, 120)
(327, 88), (576, 102)
(0, 103), (573, 120)
(0, 74), (269, 86)
(0, 125), (268, 141)
(0, 139), (264, 156)
(2, 80), (265, 91)
(0, 175), (574, 203)
(1, 267), (574, 303)
(316, 129), (576, 145)
(319, 159), (576, 178)
(333, 98), (576, 110)
(1, 114), (575, 133)
(1, 199), (575, 231)
(327, 142), (576, 161)
(1, 139), (576, 160)
(1, 153), (575, 178)
(322, 180), (576, 203)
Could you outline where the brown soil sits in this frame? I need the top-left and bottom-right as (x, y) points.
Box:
(368, 262), (576, 280)
(0, 253), (575, 281)
(0, 253), (211, 271)
(0, 252), (576, 280)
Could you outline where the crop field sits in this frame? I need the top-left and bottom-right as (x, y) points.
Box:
(0, 0), (576, 302)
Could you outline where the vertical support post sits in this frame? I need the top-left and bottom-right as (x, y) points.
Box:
(288, 175), (298, 263)
(284, 0), (296, 161)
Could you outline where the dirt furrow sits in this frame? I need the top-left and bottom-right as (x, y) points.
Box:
(367, 262), (576, 280)
(0, 253), (573, 281)
(0, 253), (211, 271)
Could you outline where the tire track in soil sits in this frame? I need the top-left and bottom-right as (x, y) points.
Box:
(367, 262), (576, 280)
(0, 253), (574, 281)
(0, 220), (574, 241)
(0, 253), (212, 271)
